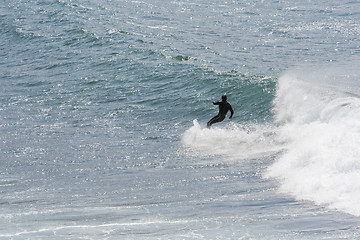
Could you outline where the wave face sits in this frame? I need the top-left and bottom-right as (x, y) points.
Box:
(266, 63), (360, 216)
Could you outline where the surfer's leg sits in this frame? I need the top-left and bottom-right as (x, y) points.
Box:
(207, 115), (217, 128)
(207, 115), (222, 128)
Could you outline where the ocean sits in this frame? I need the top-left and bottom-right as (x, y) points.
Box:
(1, 0), (360, 239)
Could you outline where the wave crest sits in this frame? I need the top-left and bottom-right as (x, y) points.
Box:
(266, 64), (360, 216)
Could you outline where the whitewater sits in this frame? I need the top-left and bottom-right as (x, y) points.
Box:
(268, 64), (360, 216)
(1, 0), (360, 239)
(183, 64), (360, 218)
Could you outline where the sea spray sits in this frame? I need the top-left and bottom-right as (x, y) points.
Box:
(182, 119), (281, 162)
(266, 65), (360, 216)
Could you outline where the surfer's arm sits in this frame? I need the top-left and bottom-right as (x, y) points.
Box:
(229, 105), (234, 119)
(212, 101), (220, 105)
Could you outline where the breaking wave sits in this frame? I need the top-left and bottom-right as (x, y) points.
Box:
(266, 63), (360, 216)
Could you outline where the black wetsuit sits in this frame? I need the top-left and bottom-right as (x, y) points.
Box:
(207, 100), (234, 128)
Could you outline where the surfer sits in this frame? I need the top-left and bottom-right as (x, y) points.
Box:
(207, 94), (234, 128)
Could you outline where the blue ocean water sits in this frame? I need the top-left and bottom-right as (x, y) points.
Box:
(1, 0), (360, 239)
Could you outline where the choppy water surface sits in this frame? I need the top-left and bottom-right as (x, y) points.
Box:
(1, 0), (360, 239)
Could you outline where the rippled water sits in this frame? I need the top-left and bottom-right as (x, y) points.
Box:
(1, 0), (360, 239)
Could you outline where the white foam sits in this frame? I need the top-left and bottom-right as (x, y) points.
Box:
(182, 119), (281, 162)
(266, 64), (360, 216)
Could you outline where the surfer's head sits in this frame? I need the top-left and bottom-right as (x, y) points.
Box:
(222, 94), (227, 101)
